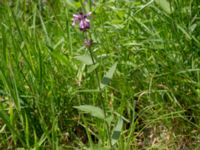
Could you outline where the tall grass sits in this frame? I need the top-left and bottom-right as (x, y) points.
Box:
(0, 0), (200, 149)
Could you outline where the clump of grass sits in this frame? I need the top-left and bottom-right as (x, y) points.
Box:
(0, 0), (200, 149)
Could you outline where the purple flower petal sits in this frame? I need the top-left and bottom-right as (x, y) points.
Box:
(72, 12), (91, 31)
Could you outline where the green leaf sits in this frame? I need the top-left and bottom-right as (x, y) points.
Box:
(177, 24), (192, 40)
(155, 0), (172, 14)
(74, 55), (95, 65)
(38, 133), (47, 147)
(111, 118), (123, 145)
(65, 0), (76, 9)
(52, 51), (68, 65)
(0, 110), (24, 145)
(87, 63), (99, 73)
(73, 105), (105, 120)
(0, 124), (6, 133)
(101, 62), (118, 89)
(88, 145), (110, 150)
(105, 115), (114, 125)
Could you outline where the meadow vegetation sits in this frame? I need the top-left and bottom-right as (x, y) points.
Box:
(0, 0), (200, 149)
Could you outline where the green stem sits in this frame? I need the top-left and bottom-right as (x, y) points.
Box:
(80, 2), (112, 147)
(87, 46), (112, 148)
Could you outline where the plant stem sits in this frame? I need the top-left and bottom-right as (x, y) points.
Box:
(87, 46), (112, 148)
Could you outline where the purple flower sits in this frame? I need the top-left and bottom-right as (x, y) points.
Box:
(72, 12), (91, 31)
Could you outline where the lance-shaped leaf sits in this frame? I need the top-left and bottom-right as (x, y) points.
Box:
(74, 54), (95, 65)
(87, 63), (99, 73)
(111, 117), (123, 145)
(73, 105), (105, 120)
(100, 62), (118, 89)
(155, 0), (173, 14)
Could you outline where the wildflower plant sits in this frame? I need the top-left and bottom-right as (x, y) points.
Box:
(0, 0), (198, 149)
(72, 4), (121, 149)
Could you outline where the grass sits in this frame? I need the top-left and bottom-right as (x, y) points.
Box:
(0, 0), (200, 149)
